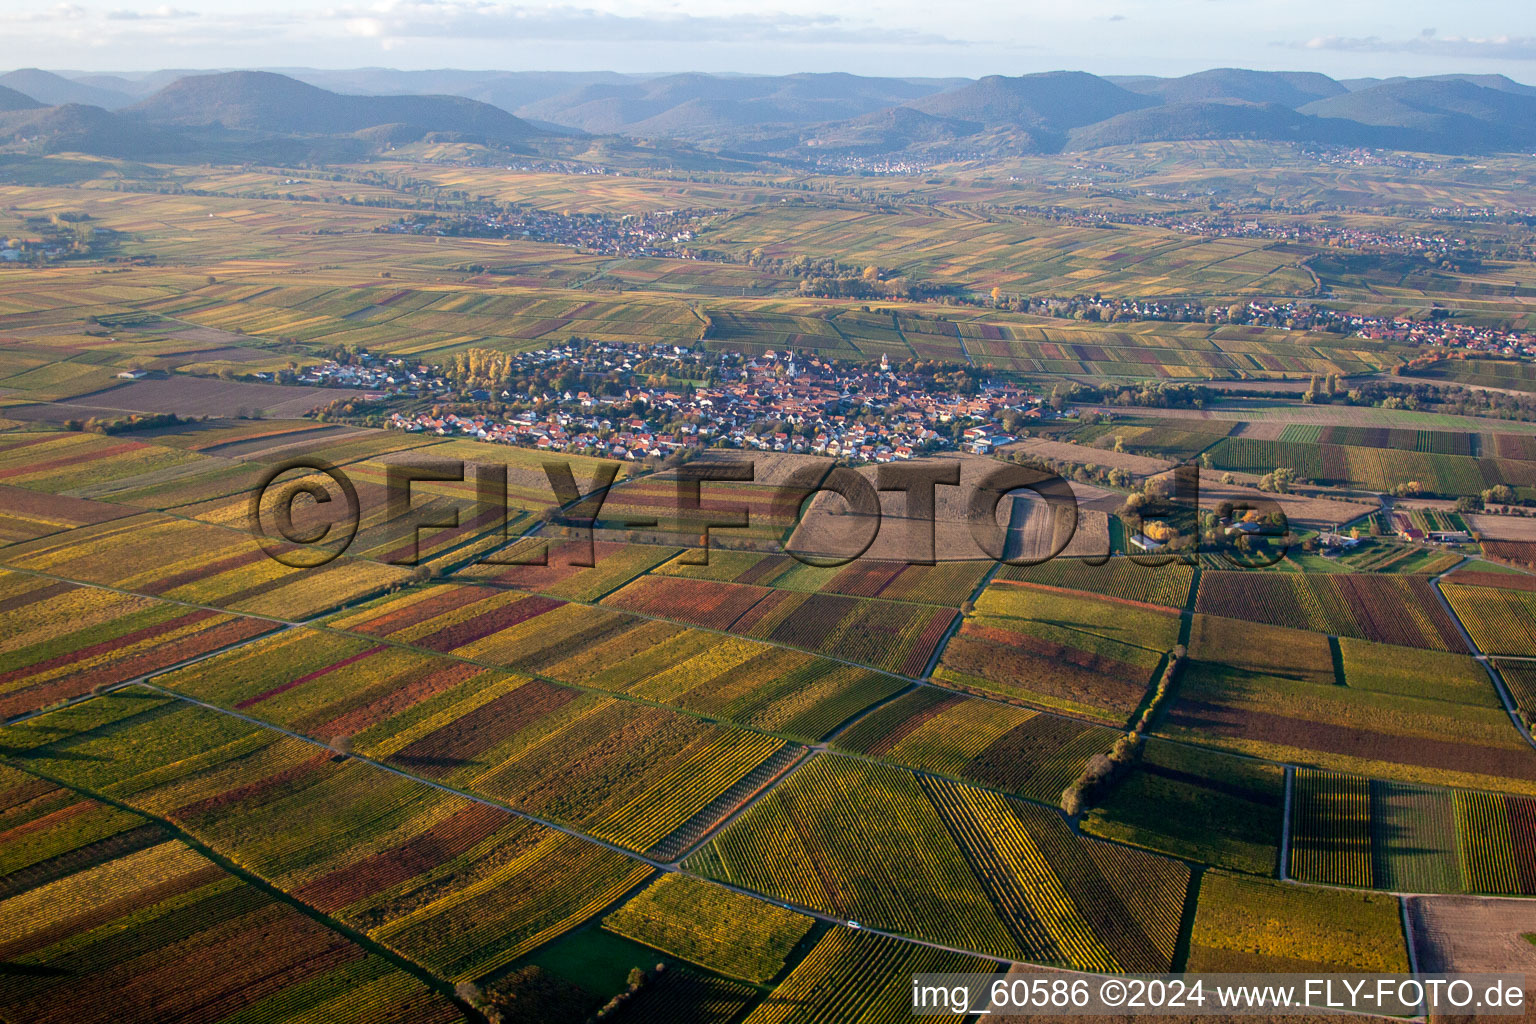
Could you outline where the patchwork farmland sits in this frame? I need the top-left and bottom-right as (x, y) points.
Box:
(3, 99), (1536, 1023)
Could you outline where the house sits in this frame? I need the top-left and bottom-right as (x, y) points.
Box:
(1317, 531), (1361, 550)
(1428, 530), (1470, 544)
(1129, 532), (1166, 552)
(116, 369), (149, 380)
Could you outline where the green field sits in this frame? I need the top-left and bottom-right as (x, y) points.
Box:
(1187, 872), (1408, 974)
(1083, 739), (1284, 875)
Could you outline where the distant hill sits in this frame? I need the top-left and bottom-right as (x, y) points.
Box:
(126, 71), (544, 144)
(0, 103), (185, 157)
(517, 72), (960, 138)
(905, 72), (1153, 132)
(1300, 78), (1536, 152)
(797, 106), (984, 155)
(621, 97), (766, 140)
(0, 85), (42, 113)
(284, 68), (633, 113)
(1117, 69), (1346, 109)
(0, 69), (133, 109)
(69, 70), (197, 99)
(0, 70), (552, 161)
(517, 76), (711, 135)
(1066, 100), (1388, 150)
(1440, 74), (1536, 96)
(1341, 73), (1536, 98)
(5, 66), (1536, 160)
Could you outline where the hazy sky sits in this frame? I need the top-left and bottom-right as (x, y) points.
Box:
(3, 0), (1534, 81)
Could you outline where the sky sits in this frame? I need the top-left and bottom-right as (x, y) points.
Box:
(2, 0), (1534, 82)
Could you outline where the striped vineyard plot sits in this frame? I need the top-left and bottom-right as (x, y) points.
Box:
(328, 585), (915, 744)
(1454, 790), (1527, 896)
(0, 569), (277, 719)
(1288, 769), (1535, 895)
(602, 873), (815, 984)
(1163, 618), (1531, 795)
(647, 745), (804, 862)
(684, 754), (1022, 959)
(1493, 659), (1536, 728)
(0, 765), (465, 1024)
(1195, 571), (1464, 652)
(994, 557), (1194, 609)
(0, 691), (658, 983)
(935, 583), (1177, 723)
(739, 591), (958, 677)
(923, 776), (1188, 973)
(831, 688), (1120, 805)
(541, 624), (909, 743)
(742, 927), (996, 1024)
(1443, 584), (1536, 656)
(686, 753), (1188, 970)
(1290, 770), (1373, 888)
(1369, 780), (1461, 894)
(1188, 871), (1408, 973)
(0, 513), (411, 620)
(153, 625), (793, 856)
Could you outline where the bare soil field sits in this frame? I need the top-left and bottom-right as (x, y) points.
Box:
(115, 321), (275, 365)
(1468, 514), (1536, 543)
(1001, 437), (1172, 478)
(1407, 895), (1536, 980)
(785, 452), (1107, 561)
(0, 482), (136, 542)
(1199, 378), (1319, 393)
(200, 425), (375, 460)
(164, 345), (271, 365)
(12, 378), (367, 420)
(1445, 567), (1536, 590)
(1007, 492), (1112, 560)
(1084, 402), (1536, 434)
(1234, 421), (1289, 439)
(1196, 479), (1376, 528)
(129, 322), (262, 348)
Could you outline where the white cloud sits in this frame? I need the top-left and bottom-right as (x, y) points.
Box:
(0, 0), (1531, 79)
(345, 15), (386, 36)
(106, 6), (197, 19)
(315, 0), (960, 46)
(1297, 31), (1536, 61)
(3, 3), (90, 23)
(0, 0), (965, 60)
